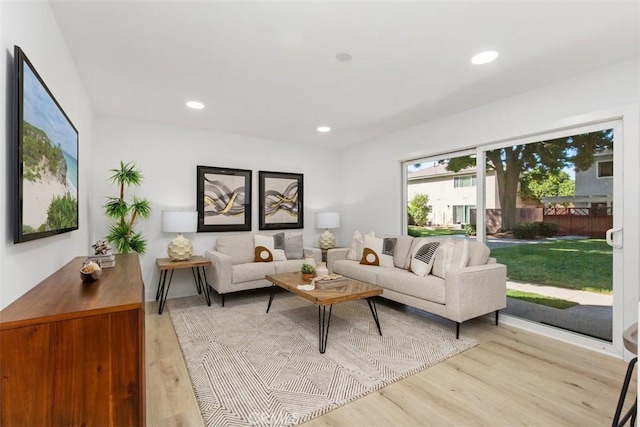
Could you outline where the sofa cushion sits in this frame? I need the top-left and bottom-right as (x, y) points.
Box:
(360, 235), (395, 268)
(274, 259), (307, 274)
(467, 241), (491, 266)
(254, 234), (287, 262)
(216, 234), (255, 265)
(284, 232), (304, 259)
(409, 239), (440, 276)
(232, 262), (276, 283)
(332, 260), (381, 285)
(376, 269), (446, 304)
(379, 234), (414, 269)
(432, 239), (469, 279)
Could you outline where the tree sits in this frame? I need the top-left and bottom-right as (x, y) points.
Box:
(104, 161), (152, 254)
(446, 130), (612, 231)
(408, 193), (430, 226)
(519, 168), (575, 204)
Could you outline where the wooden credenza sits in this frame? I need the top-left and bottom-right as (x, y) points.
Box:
(0, 253), (145, 426)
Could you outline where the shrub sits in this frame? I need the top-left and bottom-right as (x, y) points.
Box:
(511, 223), (538, 239)
(464, 224), (476, 236)
(407, 193), (430, 227)
(534, 221), (559, 237)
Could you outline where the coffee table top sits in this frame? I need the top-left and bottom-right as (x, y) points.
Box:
(265, 272), (382, 306)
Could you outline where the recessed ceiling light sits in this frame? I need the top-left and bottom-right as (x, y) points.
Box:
(186, 101), (205, 109)
(335, 52), (352, 62)
(471, 51), (499, 65)
(317, 126), (331, 133)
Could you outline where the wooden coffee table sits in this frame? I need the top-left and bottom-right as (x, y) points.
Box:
(265, 272), (383, 353)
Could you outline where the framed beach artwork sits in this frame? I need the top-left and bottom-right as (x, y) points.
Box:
(259, 171), (303, 230)
(197, 166), (252, 232)
(14, 46), (79, 243)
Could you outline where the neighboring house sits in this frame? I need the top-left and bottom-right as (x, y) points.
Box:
(542, 150), (613, 211)
(407, 162), (499, 226)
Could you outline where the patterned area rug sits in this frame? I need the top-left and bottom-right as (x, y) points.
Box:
(167, 293), (478, 427)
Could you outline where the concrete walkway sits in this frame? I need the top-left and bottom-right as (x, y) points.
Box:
(505, 279), (612, 341)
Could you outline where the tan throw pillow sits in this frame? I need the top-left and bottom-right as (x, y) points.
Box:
(409, 239), (440, 276)
(431, 239), (469, 279)
(254, 234), (287, 262)
(360, 235), (395, 268)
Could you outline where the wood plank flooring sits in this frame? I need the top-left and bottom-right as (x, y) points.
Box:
(145, 293), (636, 426)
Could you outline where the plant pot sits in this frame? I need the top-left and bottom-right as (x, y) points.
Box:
(302, 273), (315, 282)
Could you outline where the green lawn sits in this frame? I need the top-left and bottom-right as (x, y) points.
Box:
(491, 239), (612, 294)
(408, 226), (466, 237)
(506, 289), (579, 309)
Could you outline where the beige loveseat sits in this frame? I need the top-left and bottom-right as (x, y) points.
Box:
(327, 234), (506, 338)
(205, 232), (322, 306)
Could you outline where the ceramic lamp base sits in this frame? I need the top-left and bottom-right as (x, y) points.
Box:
(319, 229), (335, 250)
(168, 233), (193, 261)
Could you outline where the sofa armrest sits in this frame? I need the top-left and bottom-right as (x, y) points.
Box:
(327, 248), (350, 273)
(204, 250), (233, 295)
(304, 247), (322, 264)
(444, 263), (507, 323)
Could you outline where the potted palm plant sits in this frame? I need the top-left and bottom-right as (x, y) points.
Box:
(104, 161), (151, 254)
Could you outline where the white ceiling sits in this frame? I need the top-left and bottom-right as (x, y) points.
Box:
(49, 1), (639, 149)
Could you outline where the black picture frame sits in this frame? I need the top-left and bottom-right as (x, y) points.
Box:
(259, 171), (303, 230)
(14, 46), (79, 243)
(197, 166), (252, 232)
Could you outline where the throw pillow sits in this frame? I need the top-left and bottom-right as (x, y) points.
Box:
(284, 232), (304, 260)
(254, 234), (287, 262)
(409, 239), (440, 276)
(347, 230), (375, 261)
(431, 239), (469, 279)
(360, 235), (396, 268)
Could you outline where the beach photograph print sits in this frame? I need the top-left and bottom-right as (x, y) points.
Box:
(197, 166), (251, 232)
(17, 48), (78, 243)
(259, 171), (303, 230)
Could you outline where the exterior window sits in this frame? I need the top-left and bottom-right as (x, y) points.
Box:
(597, 160), (613, 178)
(453, 175), (476, 188)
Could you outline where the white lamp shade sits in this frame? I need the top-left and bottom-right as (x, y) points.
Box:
(162, 210), (197, 233)
(316, 212), (340, 229)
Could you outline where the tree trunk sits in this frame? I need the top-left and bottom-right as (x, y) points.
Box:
(488, 148), (522, 232)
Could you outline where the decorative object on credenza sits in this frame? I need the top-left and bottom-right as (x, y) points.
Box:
(91, 239), (111, 255)
(316, 211), (340, 249)
(13, 45), (79, 244)
(162, 210), (197, 261)
(259, 171), (303, 230)
(300, 263), (316, 282)
(79, 260), (102, 283)
(197, 166), (252, 232)
(104, 161), (151, 254)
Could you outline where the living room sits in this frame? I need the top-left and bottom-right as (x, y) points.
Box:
(1, 1), (639, 425)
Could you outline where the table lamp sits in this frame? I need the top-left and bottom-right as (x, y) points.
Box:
(316, 212), (340, 249)
(162, 210), (198, 261)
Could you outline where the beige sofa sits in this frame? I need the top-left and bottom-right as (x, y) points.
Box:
(205, 232), (322, 306)
(327, 234), (506, 338)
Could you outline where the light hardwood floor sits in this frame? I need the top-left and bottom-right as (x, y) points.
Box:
(145, 294), (636, 426)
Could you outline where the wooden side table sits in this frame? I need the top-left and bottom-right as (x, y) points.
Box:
(156, 256), (212, 314)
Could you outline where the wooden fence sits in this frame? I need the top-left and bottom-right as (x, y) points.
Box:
(473, 207), (611, 238)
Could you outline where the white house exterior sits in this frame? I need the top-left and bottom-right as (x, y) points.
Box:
(406, 162), (499, 226)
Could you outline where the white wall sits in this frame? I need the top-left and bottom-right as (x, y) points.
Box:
(92, 115), (341, 300)
(0, 1), (93, 309)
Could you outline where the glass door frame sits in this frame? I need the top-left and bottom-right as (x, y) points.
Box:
(476, 118), (625, 357)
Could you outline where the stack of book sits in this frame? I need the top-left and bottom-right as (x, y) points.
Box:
(87, 253), (116, 268)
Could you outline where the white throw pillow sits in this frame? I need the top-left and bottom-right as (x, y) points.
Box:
(254, 234), (287, 262)
(347, 230), (375, 261)
(431, 239), (469, 279)
(409, 238), (440, 276)
(360, 235), (395, 268)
